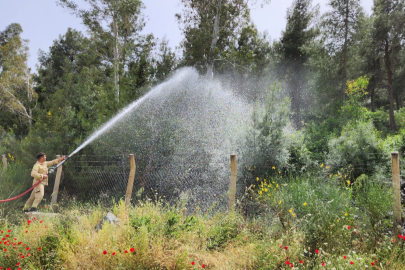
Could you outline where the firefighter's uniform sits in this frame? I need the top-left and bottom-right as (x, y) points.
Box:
(23, 159), (59, 210)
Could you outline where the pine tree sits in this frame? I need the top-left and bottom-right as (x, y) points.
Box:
(371, 0), (405, 131)
(278, 0), (318, 128)
(321, 0), (363, 103)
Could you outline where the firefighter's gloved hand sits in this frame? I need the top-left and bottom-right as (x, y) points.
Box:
(57, 156), (66, 163)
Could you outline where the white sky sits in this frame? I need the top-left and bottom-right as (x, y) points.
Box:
(0, 0), (373, 72)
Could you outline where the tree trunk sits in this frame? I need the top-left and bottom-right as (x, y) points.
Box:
(371, 86), (375, 112)
(384, 38), (396, 131)
(342, 0), (349, 104)
(206, 0), (222, 77)
(113, 19), (120, 103)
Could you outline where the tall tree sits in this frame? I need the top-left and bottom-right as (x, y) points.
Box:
(277, 0), (318, 128)
(58, 0), (146, 103)
(371, 0), (405, 131)
(176, 0), (250, 76)
(321, 0), (363, 103)
(0, 23), (36, 132)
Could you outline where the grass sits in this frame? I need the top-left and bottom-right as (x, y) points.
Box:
(0, 172), (404, 269)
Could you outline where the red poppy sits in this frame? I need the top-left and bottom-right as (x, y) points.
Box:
(38, 247), (42, 251)
(286, 261), (290, 265)
(348, 226), (351, 229)
(315, 249), (319, 254)
(299, 261), (303, 264)
(398, 235), (402, 239)
(27, 253), (31, 257)
(202, 264), (205, 268)
(403, 236), (405, 240)
(13, 238), (17, 240)
(7, 230), (10, 233)
(350, 261), (354, 265)
(290, 265), (293, 268)
(16, 263), (20, 266)
(344, 256), (347, 259)
(375, 260), (378, 263)
(25, 231), (28, 233)
(322, 262), (326, 266)
(5, 235), (9, 238)
(191, 261), (195, 265)
(371, 262), (375, 266)
(40, 221), (43, 223)
(284, 246), (288, 250)
(3, 249), (6, 252)
(26, 247), (30, 251)
(103, 250), (107, 255)
(125, 250), (128, 253)
(130, 248), (135, 252)
(112, 252), (115, 255)
(280, 245), (283, 248)
(21, 255), (24, 259)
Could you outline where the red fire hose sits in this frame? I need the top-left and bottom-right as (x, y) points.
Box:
(0, 180), (43, 203)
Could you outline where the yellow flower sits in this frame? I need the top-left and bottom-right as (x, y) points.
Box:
(329, 174), (332, 178)
(289, 209), (292, 213)
(279, 200), (282, 204)
(274, 188), (276, 190)
(264, 188), (268, 192)
(278, 171), (281, 174)
(280, 176), (282, 178)
(272, 166), (275, 170)
(276, 184), (279, 188)
(259, 191), (262, 195)
(253, 185), (255, 188)
(320, 164), (324, 168)
(272, 181), (275, 184)
(346, 180), (350, 185)
(256, 177), (259, 181)
(344, 213), (348, 217)
(326, 166), (330, 169)
(337, 219), (340, 222)
(303, 202), (307, 206)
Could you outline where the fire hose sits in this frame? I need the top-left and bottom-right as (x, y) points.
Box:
(0, 156), (70, 203)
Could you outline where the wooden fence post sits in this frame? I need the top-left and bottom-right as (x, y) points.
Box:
(51, 155), (63, 210)
(228, 154), (237, 211)
(125, 154), (136, 207)
(1, 154), (7, 175)
(391, 151), (402, 240)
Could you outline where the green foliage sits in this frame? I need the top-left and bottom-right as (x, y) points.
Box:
(327, 121), (385, 179)
(342, 76), (370, 121)
(206, 212), (240, 250)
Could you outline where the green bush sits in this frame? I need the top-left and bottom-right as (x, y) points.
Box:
(327, 121), (386, 179)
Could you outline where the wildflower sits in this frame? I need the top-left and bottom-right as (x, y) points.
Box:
(16, 263), (20, 266)
(299, 261), (303, 264)
(3, 249), (6, 252)
(398, 235), (403, 239)
(344, 256), (347, 259)
(375, 260), (378, 263)
(350, 261), (354, 265)
(256, 177), (259, 181)
(202, 264), (205, 268)
(326, 166), (330, 169)
(344, 213), (348, 217)
(103, 250), (107, 255)
(329, 174), (332, 178)
(348, 226), (351, 229)
(125, 250), (128, 253)
(272, 166), (275, 169)
(40, 221), (43, 223)
(5, 235), (8, 238)
(191, 262), (195, 265)
(303, 202), (307, 206)
(7, 230), (10, 233)
(371, 262), (375, 266)
(286, 261), (290, 265)
(25, 231), (28, 233)
(38, 247), (42, 251)
(285, 246), (288, 250)
(320, 164), (324, 168)
(130, 248), (135, 252)
(279, 200), (281, 204)
(347, 181), (350, 185)
(315, 249), (319, 254)
(112, 252), (115, 255)
(322, 262), (326, 266)
(21, 255), (24, 258)
(289, 209), (292, 213)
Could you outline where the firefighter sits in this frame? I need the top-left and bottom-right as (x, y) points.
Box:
(23, 152), (66, 212)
